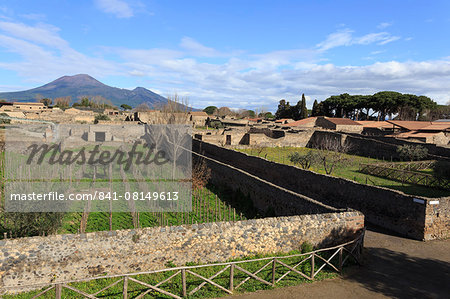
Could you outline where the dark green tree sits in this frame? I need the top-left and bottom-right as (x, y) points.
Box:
(311, 100), (318, 116)
(80, 97), (91, 107)
(275, 99), (293, 119)
(292, 101), (302, 120)
(40, 98), (52, 106)
(120, 104), (132, 110)
(203, 106), (218, 115)
(262, 112), (274, 119)
(300, 93), (308, 119)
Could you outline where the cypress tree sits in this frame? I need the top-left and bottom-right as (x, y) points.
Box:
(300, 93), (308, 119)
(312, 99), (319, 116)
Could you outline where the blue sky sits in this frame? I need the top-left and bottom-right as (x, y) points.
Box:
(0, 0), (449, 111)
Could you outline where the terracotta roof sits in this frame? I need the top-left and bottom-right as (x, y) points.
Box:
(389, 131), (441, 138)
(325, 118), (362, 126)
(189, 111), (208, 116)
(356, 121), (392, 129)
(386, 120), (433, 131)
(282, 117), (317, 127)
(248, 117), (262, 122)
(13, 102), (44, 106)
(418, 123), (450, 131)
(274, 118), (294, 123)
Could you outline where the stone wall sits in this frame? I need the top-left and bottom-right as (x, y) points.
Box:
(193, 139), (450, 240)
(195, 129), (314, 148)
(194, 151), (338, 217)
(0, 211), (364, 292)
(308, 130), (450, 161)
(425, 197), (450, 240)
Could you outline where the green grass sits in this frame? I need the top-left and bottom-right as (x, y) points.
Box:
(4, 245), (348, 299)
(57, 184), (258, 235)
(236, 147), (450, 198)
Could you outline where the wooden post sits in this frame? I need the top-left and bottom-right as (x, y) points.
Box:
(310, 253), (315, 279)
(218, 196), (221, 221)
(55, 284), (62, 299)
(272, 258), (276, 286)
(123, 276), (128, 299)
(181, 269), (187, 297)
(339, 247), (343, 273)
(229, 264), (234, 292)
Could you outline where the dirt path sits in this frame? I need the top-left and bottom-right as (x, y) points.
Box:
(225, 227), (450, 299)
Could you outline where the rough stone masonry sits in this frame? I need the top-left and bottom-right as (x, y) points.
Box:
(0, 211), (363, 293)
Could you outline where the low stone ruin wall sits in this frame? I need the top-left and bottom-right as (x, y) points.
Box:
(0, 211), (364, 292)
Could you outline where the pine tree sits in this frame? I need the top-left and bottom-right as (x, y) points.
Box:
(300, 93), (308, 119)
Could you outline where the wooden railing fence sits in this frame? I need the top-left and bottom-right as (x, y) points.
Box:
(359, 163), (449, 190)
(2, 230), (365, 298)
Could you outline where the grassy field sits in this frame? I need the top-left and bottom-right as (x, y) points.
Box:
(236, 147), (450, 198)
(4, 244), (347, 299)
(56, 184), (259, 234)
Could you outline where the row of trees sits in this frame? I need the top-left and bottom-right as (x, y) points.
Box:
(274, 94), (308, 120)
(313, 91), (438, 121)
(274, 91), (448, 121)
(38, 96), (128, 110)
(202, 106), (274, 119)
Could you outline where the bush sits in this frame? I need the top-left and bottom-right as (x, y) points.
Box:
(94, 113), (110, 124)
(1, 212), (64, 238)
(301, 241), (314, 253)
(0, 112), (11, 124)
(396, 145), (429, 161)
(288, 151), (319, 169)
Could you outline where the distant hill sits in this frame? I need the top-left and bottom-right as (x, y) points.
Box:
(0, 74), (171, 108)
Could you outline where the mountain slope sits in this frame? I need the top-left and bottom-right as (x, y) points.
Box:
(0, 74), (169, 108)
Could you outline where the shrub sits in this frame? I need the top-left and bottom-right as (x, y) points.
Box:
(301, 241), (314, 253)
(94, 113), (110, 124)
(0, 112), (11, 124)
(1, 212), (64, 238)
(396, 145), (428, 161)
(288, 151), (318, 169)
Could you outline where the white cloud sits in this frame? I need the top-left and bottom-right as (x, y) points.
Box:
(0, 21), (68, 49)
(180, 37), (222, 57)
(316, 29), (353, 51)
(0, 21), (118, 82)
(95, 0), (134, 18)
(1, 20), (449, 110)
(317, 29), (400, 51)
(377, 22), (392, 29)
